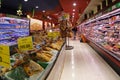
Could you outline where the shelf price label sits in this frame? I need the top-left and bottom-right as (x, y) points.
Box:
(48, 32), (60, 38)
(48, 32), (53, 37)
(0, 45), (10, 68)
(18, 36), (33, 51)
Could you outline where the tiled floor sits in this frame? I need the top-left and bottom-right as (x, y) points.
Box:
(60, 40), (120, 80)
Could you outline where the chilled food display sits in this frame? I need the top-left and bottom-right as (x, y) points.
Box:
(0, 17), (30, 45)
(79, 9), (120, 59)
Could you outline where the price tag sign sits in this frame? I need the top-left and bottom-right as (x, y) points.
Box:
(48, 32), (60, 38)
(0, 45), (10, 68)
(18, 36), (33, 51)
(54, 32), (60, 36)
(48, 32), (53, 38)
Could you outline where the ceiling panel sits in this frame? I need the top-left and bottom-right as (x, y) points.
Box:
(1, 0), (60, 12)
(0, 0), (91, 24)
(60, 0), (90, 24)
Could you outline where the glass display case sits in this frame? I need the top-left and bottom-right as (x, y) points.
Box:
(0, 17), (30, 45)
(30, 18), (43, 32)
(79, 8), (120, 60)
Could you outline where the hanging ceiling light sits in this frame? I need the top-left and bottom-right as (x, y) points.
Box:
(17, 4), (23, 16)
(73, 13), (75, 15)
(73, 9), (75, 12)
(27, 15), (30, 18)
(35, 6), (39, 8)
(17, 10), (23, 16)
(24, 0), (28, 2)
(42, 10), (45, 13)
(73, 3), (76, 6)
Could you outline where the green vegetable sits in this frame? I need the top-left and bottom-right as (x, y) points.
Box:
(7, 66), (28, 80)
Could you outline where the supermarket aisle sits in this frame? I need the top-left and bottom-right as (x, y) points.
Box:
(60, 40), (120, 80)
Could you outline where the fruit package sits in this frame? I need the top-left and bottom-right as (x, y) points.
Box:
(36, 52), (53, 62)
(23, 60), (44, 76)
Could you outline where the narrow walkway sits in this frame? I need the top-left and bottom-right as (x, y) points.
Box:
(60, 40), (120, 80)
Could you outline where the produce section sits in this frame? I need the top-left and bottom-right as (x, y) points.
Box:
(0, 30), (65, 80)
(0, 14), (65, 80)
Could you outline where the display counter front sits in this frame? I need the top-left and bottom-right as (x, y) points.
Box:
(87, 38), (120, 75)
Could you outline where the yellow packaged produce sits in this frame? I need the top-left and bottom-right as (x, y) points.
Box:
(49, 43), (60, 50)
(23, 60), (44, 76)
(36, 53), (51, 62)
(43, 53), (52, 59)
(42, 51), (53, 56)
(43, 47), (53, 51)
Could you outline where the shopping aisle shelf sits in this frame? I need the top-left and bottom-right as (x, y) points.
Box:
(60, 40), (120, 80)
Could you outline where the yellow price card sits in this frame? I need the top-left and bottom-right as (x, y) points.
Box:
(0, 45), (10, 68)
(18, 36), (33, 51)
(48, 32), (53, 37)
(48, 32), (60, 38)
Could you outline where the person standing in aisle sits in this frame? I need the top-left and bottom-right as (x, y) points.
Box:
(72, 26), (78, 40)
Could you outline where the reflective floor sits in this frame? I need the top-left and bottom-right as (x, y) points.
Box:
(60, 40), (120, 80)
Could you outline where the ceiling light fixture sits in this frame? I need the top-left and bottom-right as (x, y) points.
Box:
(42, 10), (45, 13)
(72, 16), (74, 17)
(73, 9), (75, 12)
(17, 9), (23, 16)
(36, 6), (39, 8)
(24, 0), (28, 2)
(73, 3), (76, 6)
(49, 29), (52, 32)
(47, 16), (52, 20)
(17, 4), (23, 16)
(47, 16), (50, 18)
(73, 13), (75, 15)
(27, 15), (31, 18)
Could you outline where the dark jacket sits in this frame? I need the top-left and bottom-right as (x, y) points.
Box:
(72, 27), (77, 32)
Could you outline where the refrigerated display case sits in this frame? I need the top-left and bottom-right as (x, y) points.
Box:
(0, 17), (30, 46)
(79, 8), (120, 75)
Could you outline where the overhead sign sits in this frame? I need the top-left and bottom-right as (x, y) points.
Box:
(48, 32), (60, 39)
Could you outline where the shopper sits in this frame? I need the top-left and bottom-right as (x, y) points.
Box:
(80, 34), (87, 43)
(72, 26), (77, 40)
